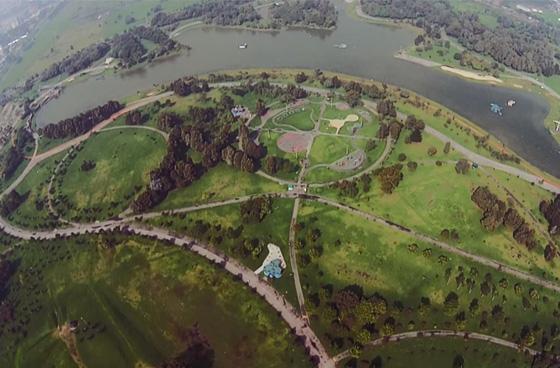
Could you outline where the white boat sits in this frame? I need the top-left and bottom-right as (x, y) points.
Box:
(507, 99), (516, 107)
(333, 43), (347, 49)
(239, 42), (248, 49)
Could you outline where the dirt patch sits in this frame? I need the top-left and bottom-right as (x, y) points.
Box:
(55, 323), (86, 368)
(440, 66), (502, 83)
(277, 132), (312, 153)
(335, 102), (351, 110)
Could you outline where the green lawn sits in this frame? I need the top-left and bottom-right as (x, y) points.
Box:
(10, 152), (66, 230)
(56, 128), (166, 221)
(350, 337), (533, 367)
(308, 135), (354, 167)
(273, 107), (315, 131)
(155, 163), (284, 211)
(1, 235), (311, 368)
(297, 201), (560, 356)
(146, 198), (299, 306)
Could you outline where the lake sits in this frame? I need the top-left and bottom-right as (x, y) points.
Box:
(35, 2), (559, 177)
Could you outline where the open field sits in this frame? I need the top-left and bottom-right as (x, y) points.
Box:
(297, 201), (560, 356)
(56, 129), (166, 221)
(146, 198), (299, 306)
(9, 152), (65, 229)
(346, 336), (533, 367)
(155, 163), (284, 211)
(0, 235), (311, 367)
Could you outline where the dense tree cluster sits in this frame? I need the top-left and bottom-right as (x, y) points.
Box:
(110, 32), (146, 66)
(169, 76), (210, 97)
(80, 160), (96, 172)
(454, 159), (470, 174)
(0, 190), (26, 217)
(124, 110), (146, 125)
(132, 89), (272, 213)
(40, 101), (123, 139)
(270, 0), (338, 29)
(471, 186), (537, 250)
(540, 195), (560, 235)
(374, 164), (403, 194)
(376, 99), (396, 118)
(39, 42), (111, 81)
(240, 196), (272, 224)
(404, 114), (425, 143)
(0, 259), (16, 303)
(360, 0), (560, 75)
(263, 156), (298, 176)
(0, 127), (33, 180)
(151, 0), (260, 28)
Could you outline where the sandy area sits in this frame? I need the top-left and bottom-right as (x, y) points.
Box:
(327, 114), (359, 134)
(441, 66), (502, 83)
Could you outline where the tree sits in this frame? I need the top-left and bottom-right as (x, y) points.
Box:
(377, 99), (396, 118)
(294, 72), (308, 83)
(427, 146), (437, 156)
(255, 98), (267, 116)
(455, 159), (470, 174)
(159, 324), (214, 368)
(240, 196), (272, 223)
(375, 164), (403, 194)
(452, 355), (464, 368)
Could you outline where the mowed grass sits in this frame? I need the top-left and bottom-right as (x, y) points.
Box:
(58, 129), (166, 219)
(146, 199), (299, 306)
(1, 236), (311, 368)
(308, 135), (354, 166)
(274, 107), (315, 131)
(297, 201), (560, 355)
(155, 163), (284, 211)
(314, 151), (558, 281)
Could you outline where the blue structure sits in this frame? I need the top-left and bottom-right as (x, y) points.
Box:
(262, 259), (283, 279)
(490, 103), (503, 116)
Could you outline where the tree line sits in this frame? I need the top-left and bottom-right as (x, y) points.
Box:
(39, 100), (123, 139)
(471, 186), (547, 256)
(360, 0), (560, 76)
(151, 0), (260, 28)
(0, 127), (33, 180)
(270, 0), (338, 29)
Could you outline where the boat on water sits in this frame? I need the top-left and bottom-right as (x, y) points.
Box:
(239, 42), (248, 49)
(333, 43), (347, 49)
(507, 99), (516, 107)
(490, 103), (503, 116)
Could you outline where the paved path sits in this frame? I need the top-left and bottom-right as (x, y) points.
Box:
(332, 329), (543, 363)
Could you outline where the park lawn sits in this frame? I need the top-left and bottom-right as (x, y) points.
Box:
(544, 75), (560, 97)
(10, 152), (66, 230)
(58, 129), (166, 221)
(410, 43), (463, 66)
(314, 161), (558, 281)
(37, 136), (68, 154)
(297, 201), (559, 355)
(146, 199), (299, 306)
(308, 135), (354, 166)
(1, 235), (311, 368)
(155, 163), (284, 211)
(385, 132), (464, 165)
(304, 139), (386, 184)
(351, 337), (533, 368)
(259, 130), (301, 181)
(447, 0), (499, 28)
(275, 107), (315, 131)
(394, 99), (526, 171)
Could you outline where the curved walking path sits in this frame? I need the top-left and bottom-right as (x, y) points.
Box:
(332, 329), (543, 363)
(3, 92), (174, 198)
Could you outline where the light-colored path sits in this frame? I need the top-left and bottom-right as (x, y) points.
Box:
(332, 329), (543, 363)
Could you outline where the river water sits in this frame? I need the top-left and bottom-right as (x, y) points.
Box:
(35, 2), (559, 177)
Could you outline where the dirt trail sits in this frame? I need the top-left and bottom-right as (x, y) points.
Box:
(55, 323), (86, 368)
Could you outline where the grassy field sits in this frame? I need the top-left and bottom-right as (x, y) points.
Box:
(10, 152), (66, 230)
(0, 235), (311, 367)
(56, 128), (166, 221)
(274, 107), (315, 131)
(447, 0), (499, 28)
(308, 135), (355, 167)
(155, 163), (284, 211)
(297, 201), (560, 356)
(0, 0), (193, 91)
(146, 198), (299, 306)
(348, 337), (533, 367)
